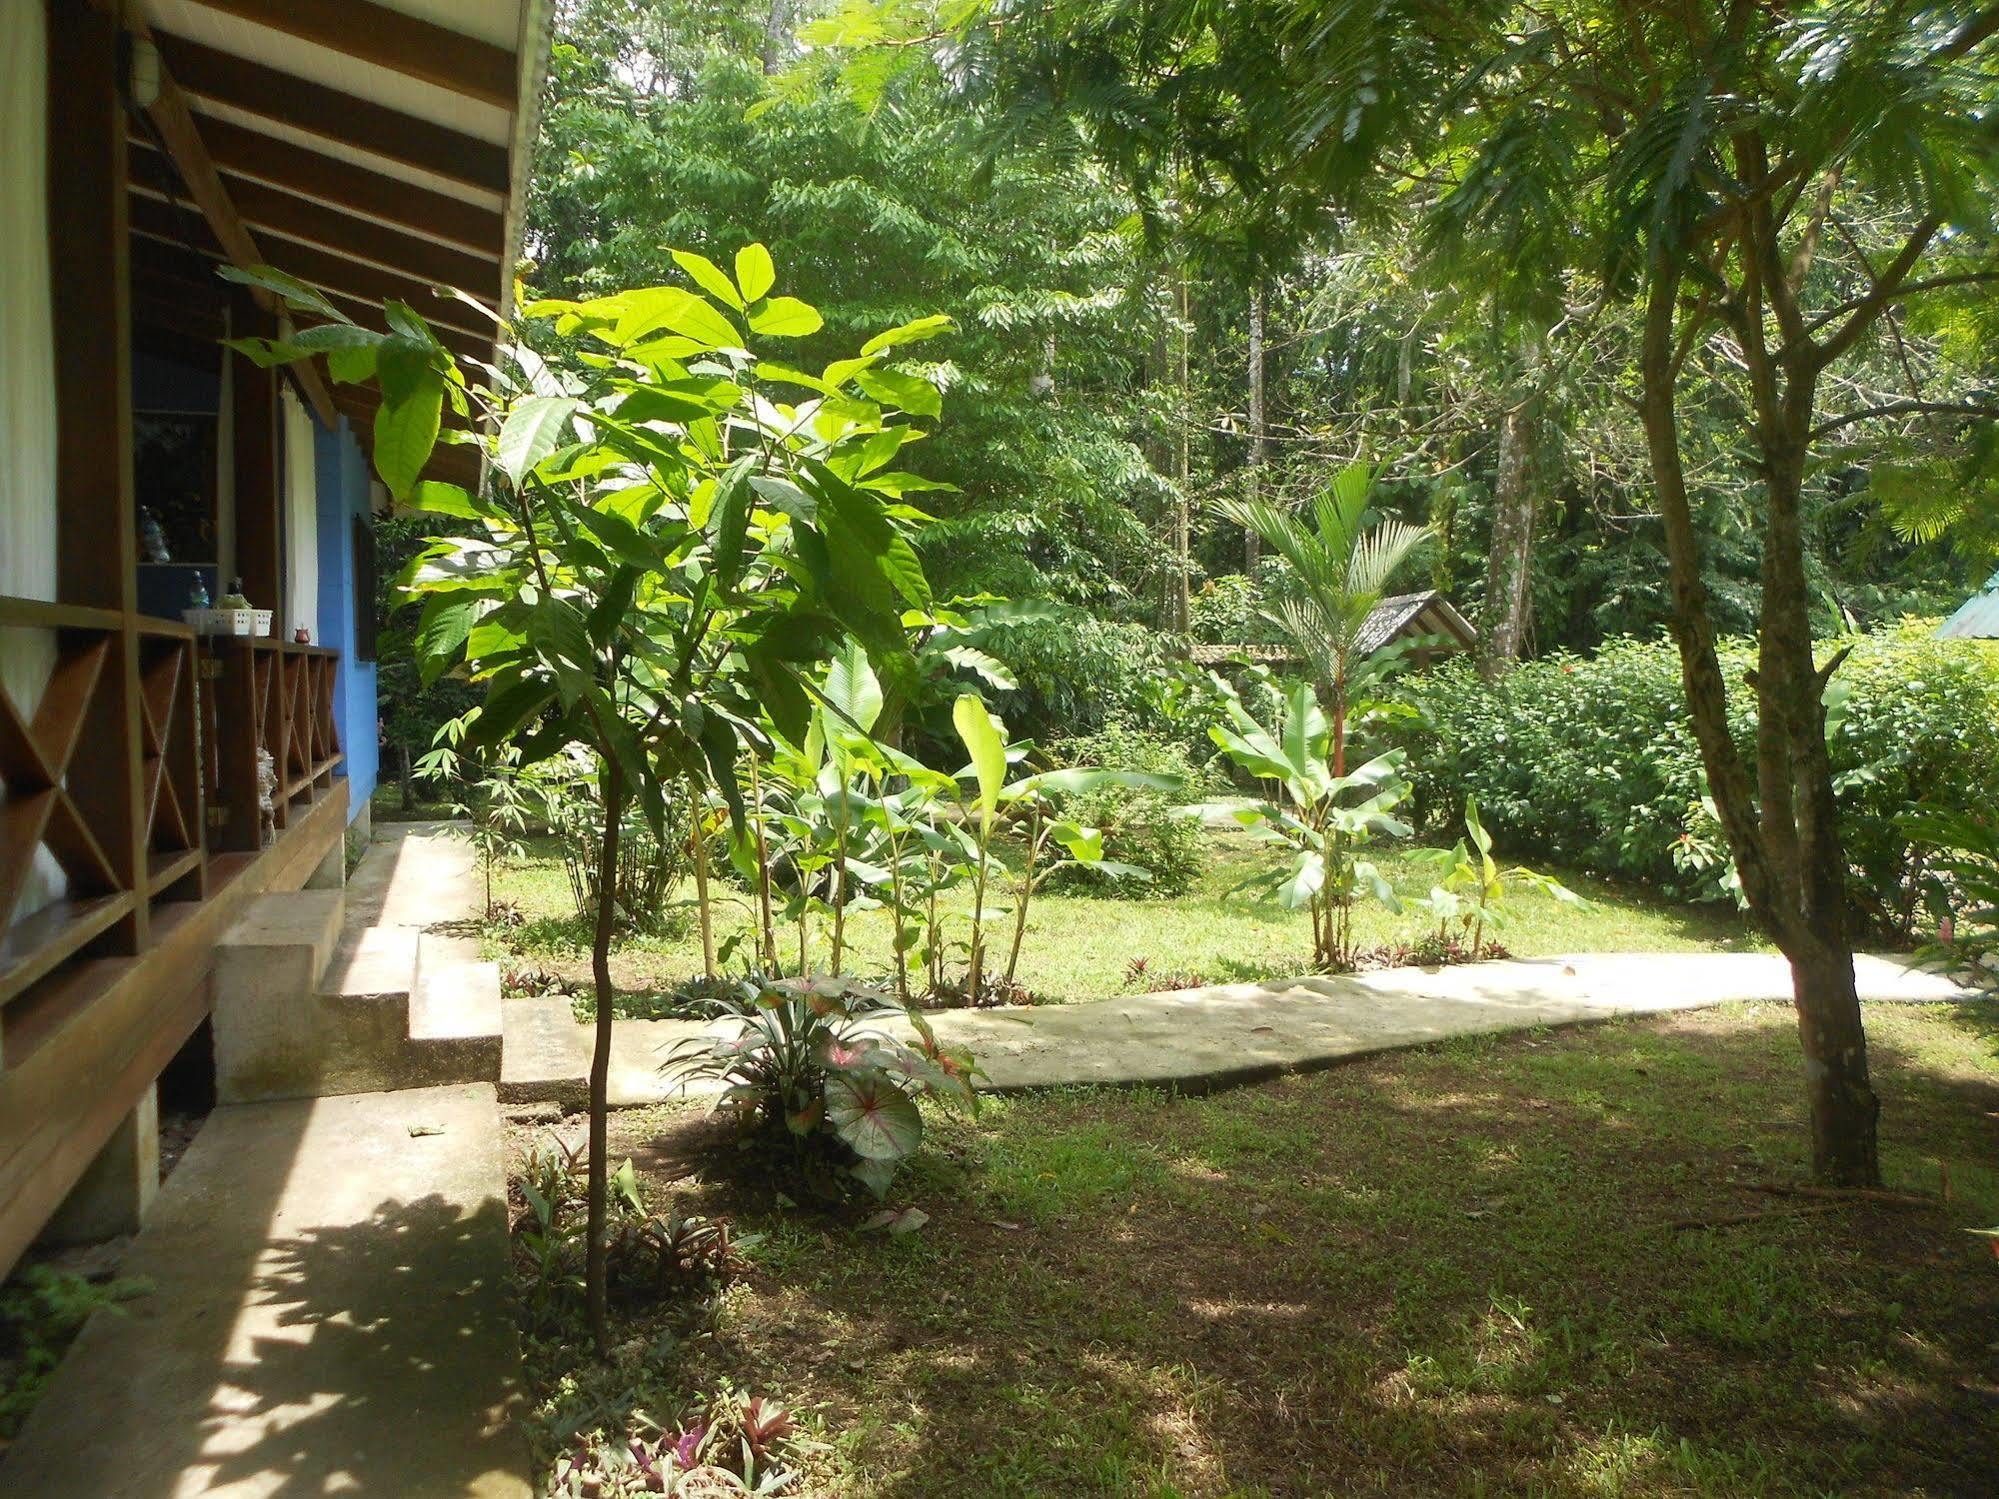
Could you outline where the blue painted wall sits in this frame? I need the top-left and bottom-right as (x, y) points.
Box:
(314, 419), (378, 823)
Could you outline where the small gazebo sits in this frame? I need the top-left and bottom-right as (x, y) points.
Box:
(1188, 589), (1478, 669)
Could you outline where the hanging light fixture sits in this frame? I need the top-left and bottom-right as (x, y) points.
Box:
(127, 33), (161, 110)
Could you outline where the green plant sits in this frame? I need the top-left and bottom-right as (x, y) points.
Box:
(513, 1137), (755, 1336)
(1217, 461), (1432, 781)
(1906, 807), (1999, 988)
(1391, 630), (1999, 942)
(665, 976), (982, 1198)
(235, 243), (947, 1357)
(1412, 797), (1586, 958)
(1044, 722), (1219, 897)
(422, 729), (532, 918)
(1208, 675), (1413, 971)
(1, 1266), (152, 1440)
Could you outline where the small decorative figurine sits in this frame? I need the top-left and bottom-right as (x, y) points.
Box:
(293, 624), (311, 644)
(219, 577), (252, 611)
(139, 506), (171, 563)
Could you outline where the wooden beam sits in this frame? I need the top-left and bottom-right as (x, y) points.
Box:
(167, 116), (506, 255)
(126, 229), (493, 365)
(187, 0), (519, 112)
(129, 194), (498, 346)
(122, 18), (337, 426)
(132, 142), (500, 294)
(230, 293), (283, 635)
(159, 34), (512, 194)
(46, 0), (147, 957)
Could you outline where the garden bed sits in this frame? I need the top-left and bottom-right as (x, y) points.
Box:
(481, 824), (1765, 1019)
(509, 999), (1999, 1496)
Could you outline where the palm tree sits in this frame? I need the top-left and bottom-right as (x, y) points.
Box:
(1216, 462), (1432, 778)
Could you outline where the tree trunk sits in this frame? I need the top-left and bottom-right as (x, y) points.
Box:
(1639, 260), (1879, 1188)
(1172, 267), (1193, 632)
(585, 758), (625, 1358)
(761, 0), (794, 75)
(1480, 397), (1536, 670)
(691, 811), (715, 980)
(1245, 282), (1266, 569)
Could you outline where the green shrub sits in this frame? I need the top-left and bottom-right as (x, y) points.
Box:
(1389, 624), (1999, 940)
(1043, 722), (1222, 897)
(982, 615), (1177, 740)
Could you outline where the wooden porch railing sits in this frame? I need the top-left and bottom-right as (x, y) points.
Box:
(0, 597), (343, 1008)
(0, 597), (202, 1005)
(201, 637), (343, 852)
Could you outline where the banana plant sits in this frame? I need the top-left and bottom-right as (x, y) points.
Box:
(947, 693), (1176, 1002)
(1412, 796), (1586, 957)
(1208, 674), (1413, 971)
(951, 694), (1012, 1004)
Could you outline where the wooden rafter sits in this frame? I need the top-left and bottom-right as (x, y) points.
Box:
(161, 159), (500, 293)
(120, 12), (337, 425)
(187, 0), (519, 112)
(128, 197), (497, 346)
(166, 116), (507, 255)
(159, 34), (512, 193)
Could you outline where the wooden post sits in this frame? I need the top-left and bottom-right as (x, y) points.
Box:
(47, 0), (146, 953)
(230, 293), (283, 634)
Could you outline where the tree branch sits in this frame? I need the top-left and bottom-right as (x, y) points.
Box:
(1811, 399), (1999, 439)
(1804, 216), (1943, 370)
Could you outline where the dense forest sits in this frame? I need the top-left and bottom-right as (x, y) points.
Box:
(501, 0), (1996, 739)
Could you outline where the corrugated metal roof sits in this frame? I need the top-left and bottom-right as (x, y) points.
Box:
(1937, 570), (1999, 639)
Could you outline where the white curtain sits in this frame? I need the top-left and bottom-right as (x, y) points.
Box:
(282, 388), (319, 640)
(0, 0), (62, 921)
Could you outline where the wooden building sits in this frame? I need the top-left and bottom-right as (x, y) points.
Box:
(0, 0), (549, 1276)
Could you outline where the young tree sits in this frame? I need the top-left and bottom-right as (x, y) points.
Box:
(1217, 462), (1431, 778)
(229, 246), (949, 1350)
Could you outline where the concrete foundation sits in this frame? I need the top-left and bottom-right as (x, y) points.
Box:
(37, 1085), (159, 1247)
(212, 891), (345, 1104)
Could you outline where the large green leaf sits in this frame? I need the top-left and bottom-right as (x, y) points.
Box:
(496, 396), (581, 487)
(952, 694), (1006, 829)
(672, 248), (745, 309)
(373, 341), (444, 503)
(735, 243), (776, 302)
(854, 366), (941, 418)
(822, 637), (884, 735)
(859, 314), (953, 357)
(825, 1072), (923, 1162)
(748, 296), (824, 337)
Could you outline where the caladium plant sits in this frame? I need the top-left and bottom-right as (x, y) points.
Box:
(664, 976), (982, 1198)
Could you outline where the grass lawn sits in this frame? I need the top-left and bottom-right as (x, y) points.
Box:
(484, 825), (1764, 1013)
(515, 1000), (1999, 1497)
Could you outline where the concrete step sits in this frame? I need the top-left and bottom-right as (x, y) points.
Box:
(408, 950), (504, 1085)
(0, 1083), (532, 1497)
(213, 890), (348, 1104)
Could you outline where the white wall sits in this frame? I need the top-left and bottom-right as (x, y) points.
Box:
(0, 0), (63, 921)
(282, 388), (319, 639)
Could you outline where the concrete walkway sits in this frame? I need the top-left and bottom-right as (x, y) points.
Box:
(501, 950), (1978, 1107)
(2, 1083), (530, 1498)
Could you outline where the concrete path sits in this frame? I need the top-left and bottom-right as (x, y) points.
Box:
(1, 1084), (530, 1498)
(501, 951), (1979, 1108)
